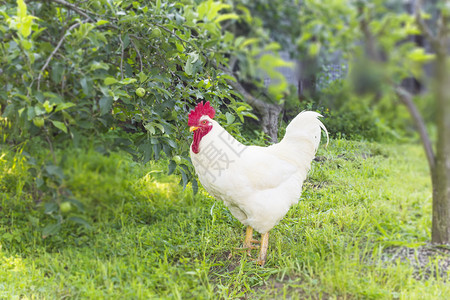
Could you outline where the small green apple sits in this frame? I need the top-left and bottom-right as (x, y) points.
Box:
(33, 117), (45, 127)
(151, 28), (162, 38)
(60, 202), (72, 213)
(136, 87), (146, 97)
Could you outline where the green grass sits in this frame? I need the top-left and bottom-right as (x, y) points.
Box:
(0, 140), (448, 299)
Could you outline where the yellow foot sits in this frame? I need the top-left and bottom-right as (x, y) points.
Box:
(256, 232), (269, 267)
(232, 243), (260, 257)
(228, 244), (259, 259)
(232, 226), (270, 265)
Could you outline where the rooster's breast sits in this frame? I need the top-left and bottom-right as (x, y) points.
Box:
(191, 140), (305, 234)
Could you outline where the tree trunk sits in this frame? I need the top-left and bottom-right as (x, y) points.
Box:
(297, 56), (319, 101)
(412, 2), (450, 244)
(222, 69), (283, 143)
(431, 52), (450, 244)
(260, 104), (283, 142)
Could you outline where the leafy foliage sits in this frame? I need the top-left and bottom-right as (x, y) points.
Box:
(0, 0), (270, 230)
(290, 0), (438, 141)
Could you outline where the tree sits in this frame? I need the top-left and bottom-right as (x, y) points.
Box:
(397, 1), (450, 244)
(357, 0), (450, 244)
(358, 0), (450, 244)
(0, 0), (277, 232)
(297, 0), (450, 244)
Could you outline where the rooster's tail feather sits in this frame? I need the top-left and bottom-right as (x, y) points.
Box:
(283, 111), (328, 152)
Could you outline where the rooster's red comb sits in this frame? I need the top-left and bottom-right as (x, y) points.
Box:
(188, 101), (215, 126)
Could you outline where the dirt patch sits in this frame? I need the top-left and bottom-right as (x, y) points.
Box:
(381, 243), (450, 280)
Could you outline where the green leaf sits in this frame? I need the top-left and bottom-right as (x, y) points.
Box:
(51, 120), (68, 133)
(167, 139), (177, 148)
(17, 0), (27, 19)
(45, 165), (64, 180)
(184, 7), (197, 26)
(215, 13), (239, 24)
(197, 0), (209, 19)
(35, 177), (44, 188)
(99, 96), (113, 115)
(20, 39), (32, 50)
(19, 18), (34, 37)
(198, 0), (230, 21)
(225, 112), (235, 124)
(27, 106), (35, 121)
(138, 71), (148, 83)
(44, 202), (58, 214)
(42, 222), (61, 237)
(180, 169), (188, 188)
(68, 216), (92, 229)
(155, 0), (161, 14)
(263, 42), (281, 52)
(234, 36), (245, 47)
(14, 0), (37, 38)
(185, 52), (199, 76)
(144, 123), (156, 134)
(51, 62), (64, 83)
(54, 102), (76, 113)
(241, 111), (258, 120)
(236, 4), (252, 22)
(185, 59), (194, 76)
(96, 20), (109, 26)
(192, 178), (198, 195)
(408, 48), (435, 63)
(43, 101), (55, 113)
(120, 78), (137, 85)
(219, 74), (236, 82)
(90, 61), (109, 71)
(168, 160), (176, 175)
(66, 198), (85, 212)
(155, 123), (165, 133)
(240, 38), (259, 49)
(308, 42), (321, 56)
(190, 52), (199, 63)
(104, 77), (118, 85)
(18, 107), (25, 117)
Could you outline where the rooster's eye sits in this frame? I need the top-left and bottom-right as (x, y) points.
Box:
(202, 120), (207, 125)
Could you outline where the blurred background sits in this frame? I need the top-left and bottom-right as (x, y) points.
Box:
(1, 0), (449, 297)
(1, 0), (441, 158)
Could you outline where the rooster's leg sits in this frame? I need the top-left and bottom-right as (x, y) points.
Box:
(229, 226), (260, 259)
(257, 232), (269, 266)
(243, 226), (260, 255)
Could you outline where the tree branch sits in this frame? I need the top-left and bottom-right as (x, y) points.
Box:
(358, 6), (382, 62)
(218, 65), (282, 142)
(219, 66), (277, 112)
(415, 0), (442, 53)
(438, 11), (450, 49)
(154, 23), (190, 44)
(229, 56), (238, 71)
(37, 21), (83, 90)
(130, 38), (143, 73)
(118, 34), (124, 80)
(47, 0), (95, 21)
(396, 86), (435, 172)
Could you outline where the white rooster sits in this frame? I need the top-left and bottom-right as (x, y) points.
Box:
(189, 101), (328, 266)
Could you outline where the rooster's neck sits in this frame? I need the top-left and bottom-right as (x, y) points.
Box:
(191, 121), (246, 159)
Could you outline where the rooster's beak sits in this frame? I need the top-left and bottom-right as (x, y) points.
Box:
(190, 126), (199, 132)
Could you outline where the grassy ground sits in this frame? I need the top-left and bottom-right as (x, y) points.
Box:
(0, 139), (449, 299)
